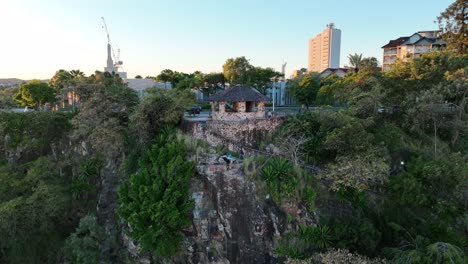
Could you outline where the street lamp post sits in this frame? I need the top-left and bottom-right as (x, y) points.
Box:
(272, 78), (275, 112)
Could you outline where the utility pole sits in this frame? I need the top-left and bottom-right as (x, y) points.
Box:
(272, 78), (275, 112)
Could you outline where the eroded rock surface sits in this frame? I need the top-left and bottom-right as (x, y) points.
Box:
(184, 153), (317, 264)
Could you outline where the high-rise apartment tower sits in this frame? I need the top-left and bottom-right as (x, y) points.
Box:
(308, 23), (341, 72)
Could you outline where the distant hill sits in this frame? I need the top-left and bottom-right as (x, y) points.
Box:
(0, 78), (49, 87)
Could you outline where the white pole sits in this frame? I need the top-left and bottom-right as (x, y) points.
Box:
(272, 79), (275, 112)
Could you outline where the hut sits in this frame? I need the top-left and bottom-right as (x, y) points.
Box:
(206, 86), (271, 120)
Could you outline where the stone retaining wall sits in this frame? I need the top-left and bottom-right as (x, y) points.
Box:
(181, 117), (283, 151)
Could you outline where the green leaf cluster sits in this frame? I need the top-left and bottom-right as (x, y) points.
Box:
(14, 80), (56, 107)
(118, 129), (194, 258)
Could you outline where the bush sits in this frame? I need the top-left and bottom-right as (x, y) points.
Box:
(63, 215), (103, 264)
(260, 157), (299, 201)
(201, 103), (211, 110)
(276, 225), (333, 259)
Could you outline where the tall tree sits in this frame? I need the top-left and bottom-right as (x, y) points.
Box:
(50, 69), (73, 92)
(14, 80), (56, 107)
(292, 73), (320, 109)
(249, 67), (282, 95)
(437, 0), (468, 55)
(70, 69), (85, 79)
(222, 56), (253, 85)
(156, 69), (174, 87)
(118, 130), (194, 258)
(201, 72), (225, 96)
(360, 57), (380, 72)
(348, 53), (363, 72)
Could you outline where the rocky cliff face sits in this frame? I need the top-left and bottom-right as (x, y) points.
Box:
(183, 152), (317, 264)
(123, 119), (317, 263)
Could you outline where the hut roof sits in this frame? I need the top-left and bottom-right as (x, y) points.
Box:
(206, 86), (271, 102)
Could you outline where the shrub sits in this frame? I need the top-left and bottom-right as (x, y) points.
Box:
(260, 157), (298, 201)
(63, 215), (103, 264)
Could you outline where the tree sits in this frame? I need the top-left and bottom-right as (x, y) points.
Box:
(0, 87), (18, 109)
(155, 69), (174, 88)
(134, 75), (142, 79)
(360, 57), (380, 72)
(118, 130), (194, 258)
(174, 71), (203, 90)
(71, 72), (138, 157)
(223, 56), (254, 85)
(14, 80), (56, 107)
(156, 69), (191, 88)
(198, 72), (225, 96)
(347, 53), (363, 72)
(249, 67), (282, 95)
(327, 151), (389, 193)
(440, 68), (468, 148)
(292, 73), (320, 109)
(437, 0), (468, 55)
(70, 69), (85, 78)
(64, 215), (104, 264)
(129, 88), (195, 146)
(50, 69), (73, 92)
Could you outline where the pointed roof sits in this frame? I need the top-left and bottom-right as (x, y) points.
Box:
(206, 86), (271, 102)
(382, 36), (409, 48)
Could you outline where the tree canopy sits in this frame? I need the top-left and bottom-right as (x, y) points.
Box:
(437, 0), (468, 55)
(13, 80), (56, 107)
(223, 56), (253, 85)
(291, 73), (320, 108)
(118, 129), (194, 258)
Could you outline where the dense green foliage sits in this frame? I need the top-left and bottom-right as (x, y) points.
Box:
(290, 73), (320, 108)
(276, 50), (468, 262)
(63, 215), (103, 264)
(0, 86), (18, 109)
(0, 112), (72, 161)
(437, 0), (467, 55)
(0, 72), (146, 263)
(118, 129), (194, 258)
(0, 111), (74, 263)
(14, 80), (56, 107)
(0, 157), (72, 263)
(71, 71), (139, 157)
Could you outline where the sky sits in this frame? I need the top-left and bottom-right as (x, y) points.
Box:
(0, 0), (452, 80)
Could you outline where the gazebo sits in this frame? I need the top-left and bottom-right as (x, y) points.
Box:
(206, 86), (271, 120)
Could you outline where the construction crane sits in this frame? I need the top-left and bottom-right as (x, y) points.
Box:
(101, 17), (123, 69)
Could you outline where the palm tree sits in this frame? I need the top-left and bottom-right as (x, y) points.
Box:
(348, 53), (363, 73)
(70, 69), (85, 78)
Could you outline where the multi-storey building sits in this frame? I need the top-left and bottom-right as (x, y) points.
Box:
(291, 68), (308, 78)
(381, 31), (446, 71)
(308, 23), (341, 73)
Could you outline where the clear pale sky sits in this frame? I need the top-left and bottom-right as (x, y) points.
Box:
(0, 0), (451, 80)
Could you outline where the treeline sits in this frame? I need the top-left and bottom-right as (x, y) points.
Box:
(147, 56), (283, 95)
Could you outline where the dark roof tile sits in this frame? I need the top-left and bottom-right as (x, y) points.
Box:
(382, 36), (409, 48)
(206, 86), (271, 102)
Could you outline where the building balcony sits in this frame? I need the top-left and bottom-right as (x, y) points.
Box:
(414, 47), (431, 53)
(384, 49), (397, 55)
(383, 57), (396, 64)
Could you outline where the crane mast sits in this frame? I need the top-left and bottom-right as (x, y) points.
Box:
(101, 17), (123, 70)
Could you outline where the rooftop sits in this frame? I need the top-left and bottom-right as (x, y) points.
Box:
(206, 86), (271, 102)
(382, 37), (410, 48)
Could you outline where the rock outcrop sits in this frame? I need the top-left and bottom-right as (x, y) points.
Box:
(183, 152), (317, 264)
